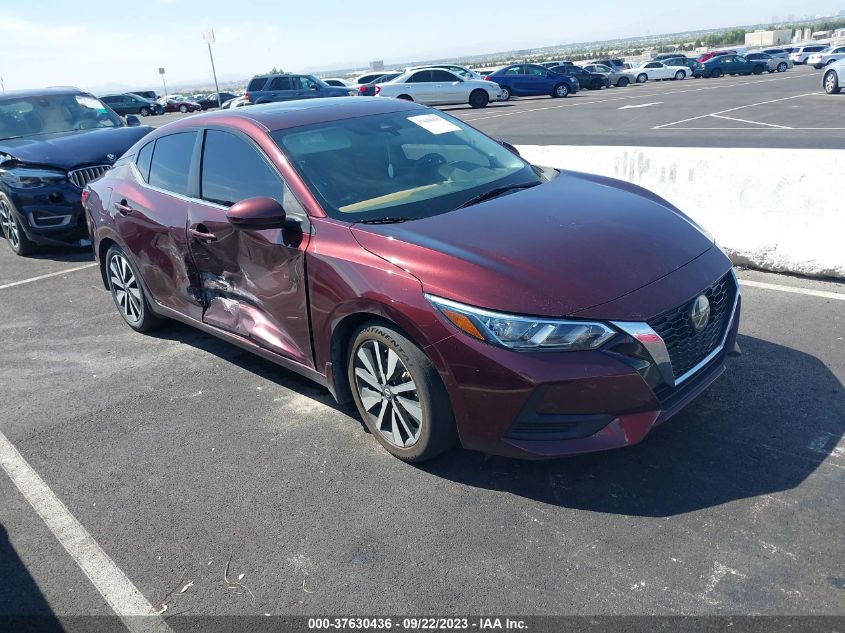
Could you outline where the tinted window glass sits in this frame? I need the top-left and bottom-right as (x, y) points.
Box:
(526, 66), (546, 76)
(503, 66), (522, 75)
(247, 78), (267, 91)
(430, 70), (458, 82)
(409, 71), (432, 83)
(135, 141), (154, 183)
(200, 130), (284, 206)
(148, 132), (196, 195)
(268, 76), (291, 90)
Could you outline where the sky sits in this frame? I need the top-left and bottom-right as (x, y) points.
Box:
(0, 0), (840, 93)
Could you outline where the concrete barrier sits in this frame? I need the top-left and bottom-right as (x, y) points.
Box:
(516, 145), (845, 279)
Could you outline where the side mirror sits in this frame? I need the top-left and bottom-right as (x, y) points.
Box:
(499, 141), (520, 156)
(125, 115), (141, 127)
(227, 196), (289, 230)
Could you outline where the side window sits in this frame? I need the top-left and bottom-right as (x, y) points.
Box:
(200, 130), (285, 207)
(645, 62), (660, 68)
(526, 66), (546, 77)
(247, 77), (267, 91)
(408, 71), (432, 83)
(503, 66), (522, 75)
(148, 132), (197, 196)
(430, 70), (458, 82)
(135, 141), (154, 183)
(268, 76), (291, 90)
(298, 76), (320, 90)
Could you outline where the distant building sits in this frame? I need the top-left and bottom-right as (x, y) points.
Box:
(369, 60), (385, 71)
(745, 29), (792, 47)
(812, 30), (833, 40)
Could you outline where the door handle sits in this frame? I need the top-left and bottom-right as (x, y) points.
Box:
(114, 200), (134, 215)
(190, 227), (218, 243)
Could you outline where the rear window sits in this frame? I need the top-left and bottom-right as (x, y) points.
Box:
(135, 141), (154, 182)
(148, 132), (197, 196)
(247, 77), (268, 91)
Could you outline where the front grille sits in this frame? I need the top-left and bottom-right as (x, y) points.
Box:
(648, 272), (737, 380)
(68, 165), (110, 189)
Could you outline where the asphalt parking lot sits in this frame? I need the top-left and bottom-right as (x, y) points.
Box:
(1, 63), (844, 628)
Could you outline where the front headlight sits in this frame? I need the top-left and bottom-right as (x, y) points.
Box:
(0, 166), (67, 189)
(426, 294), (617, 351)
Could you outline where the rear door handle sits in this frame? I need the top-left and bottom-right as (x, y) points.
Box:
(114, 200), (134, 215)
(190, 227), (218, 242)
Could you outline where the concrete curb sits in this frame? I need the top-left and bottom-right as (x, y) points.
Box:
(517, 145), (845, 279)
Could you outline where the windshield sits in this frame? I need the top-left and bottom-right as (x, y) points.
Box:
(0, 93), (122, 140)
(272, 110), (537, 222)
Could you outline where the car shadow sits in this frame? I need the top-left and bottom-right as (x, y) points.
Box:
(30, 247), (94, 264)
(439, 103), (515, 112)
(419, 334), (845, 517)
(0, 523), (63, 632)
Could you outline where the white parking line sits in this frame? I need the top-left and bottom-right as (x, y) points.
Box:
(653, 92), (821, 129)
(0, 263), (97, 291)
(739, 279), (845, 300)
(710, 114), (790, 128)
(0, 430), (174, 633)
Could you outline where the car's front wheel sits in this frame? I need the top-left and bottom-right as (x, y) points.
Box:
(552, 83), (569, 98)
(468, 89), (489, 108)
(105, 246), (161, 332)
(0, 195), (36, 256)
(179, 104), (188, 113)
(499, 85), (511, 101)
(824, 69), (840, 94)
(348, 323), (458, 462)
(777, 62), (788, 72)
(140, 106), (150, 117)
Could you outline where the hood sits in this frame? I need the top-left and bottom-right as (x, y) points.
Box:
(350, 171), (714, 317)
(0, 126), (152, 170)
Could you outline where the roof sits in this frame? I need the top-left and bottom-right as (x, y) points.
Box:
(159, 97), (425, 135)
(0, 86), (87, 99)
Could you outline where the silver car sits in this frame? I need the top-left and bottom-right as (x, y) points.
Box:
(582, 63), (637, 87)
(747, 52), (793, 73)
(823, 59), (844, 94)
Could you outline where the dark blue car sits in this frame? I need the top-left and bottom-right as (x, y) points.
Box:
(485, 64), (580, 100)
(245, 73), (354, 104)
(0, 87), (151, 255)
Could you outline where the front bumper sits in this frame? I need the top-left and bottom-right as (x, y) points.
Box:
(427, 266), (741, 459)
(5, 182), (90, 247)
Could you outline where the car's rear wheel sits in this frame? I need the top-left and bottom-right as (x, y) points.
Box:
(552, 83), (569, 98)
(140, 106), (150, 117)
(348, 323), (458, 462)
(777, 62), (788, 72)
(179, 104), (188, 113)
(674, 70), (685, 80)
(711, 68), (723, 78)
(617, 77), (629, 87)
(468, 89), (489, 108)
(636, 73), (647, 83)
(824, 69), (840, 94)
(499, 85), (511, 100)
(0, 195), (36, 256)
(105, 246), (161, 332)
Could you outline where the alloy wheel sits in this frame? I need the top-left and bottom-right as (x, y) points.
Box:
(824, 71), (838, 94)
(555, 84), (569, 97)
(0, 199), (21, 250)
(109, 252), (143, 324)
(352, 339), (422, 448)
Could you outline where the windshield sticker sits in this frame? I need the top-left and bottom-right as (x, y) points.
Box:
(75, 95), (107, 113)
(407, 114), (461, 135)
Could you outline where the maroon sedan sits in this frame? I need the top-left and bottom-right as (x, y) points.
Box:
(161, 99), (201, 113)
(83, 98), (740, 462)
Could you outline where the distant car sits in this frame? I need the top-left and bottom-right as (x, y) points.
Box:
(405, 65), (484, 80)
(660, 57), (705, 78)
(745, 52), (792, 73)
(697, 50), (737, 63)
(594, 58), (627, 72)
(131, 90), (159, 101)
(549, 65), (610, 90)
(539, 60), (574, 68)
(354, 72), (393, 86)
(629, 61), (690, 83)
(652, 52), (687, 61)
(161, 98), (201, 113)
(101, 93), (164, 117)
(245, 73), (354, 104)
(322, 78), (353, 87)
(822, 59), (844, 94)
(808, 46), (845, 69)
(375, 69), (502, 108)
(357, 73), (401, 96)
(789, 45), (827, 65)
(0, 87), (151, 256)
(198, 92), (239, 110)
(485, 64), (579, 100)
(701, 55), (766, 78)
(582, 64), (636, 87)
(761, 48), (789, 59)
(222, 96), (248, 109)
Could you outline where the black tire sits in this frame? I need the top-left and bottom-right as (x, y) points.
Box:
(590, 78), (603, 90)
(179, 104), (188, 113)
(814, 64), (823, 70)
(499, 85), (511, 101)
(711, 68), (723, 78)
(348, 323), (458, 462)
(0, 195), (36, 256)
(105, 245), (161, 332)
(397, 94), (413, 101)
(636, 73), (648, 83)
(617, 77), (629, 87)
(139, 106), (150, 117)
(674, 70), (685, 80)
(552, 83), (569, 98)
(468, 89), (489, 108)
(824, 70), (841, 94)
(752, 65), (763, 75)
(777, 62), (788, 72)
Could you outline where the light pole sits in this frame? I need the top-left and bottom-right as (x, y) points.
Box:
(203, 30), (222, 108)
(159, 67), (168, 98)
